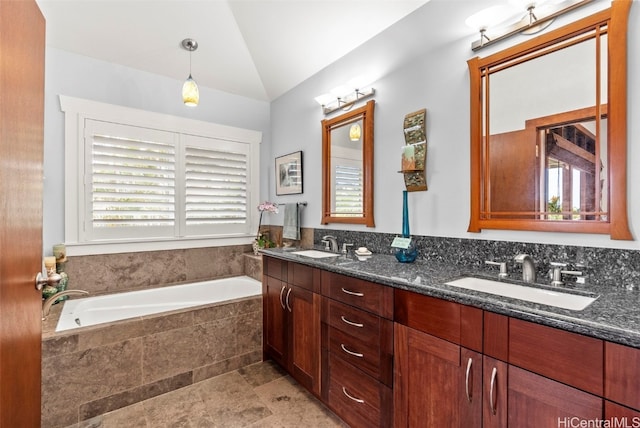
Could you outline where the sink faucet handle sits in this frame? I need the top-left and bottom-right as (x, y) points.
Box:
(550, 265), (584, 286)
(485, 260), (508, 278)
(341, 243), (353, 254)
(549, 261), (567, 268)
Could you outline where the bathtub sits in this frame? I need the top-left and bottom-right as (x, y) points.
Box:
(43, 274), (263, 426)
(55, 275), (262, 332)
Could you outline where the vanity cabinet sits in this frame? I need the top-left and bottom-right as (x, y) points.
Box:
(264, 256), (640, 428)
(263, 257), (321, 395)
(320, 270), (394, 428)
(395, 289), (604, 427)
(604, 342), (640, 421)
(394, 289), (484, 427)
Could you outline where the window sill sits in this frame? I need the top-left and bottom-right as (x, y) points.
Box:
(65, 235), (255, 256)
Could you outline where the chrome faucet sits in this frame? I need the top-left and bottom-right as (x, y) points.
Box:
(514, 254), (536, 283)
(42, 289), (89, 320)
(321, 235), (339, 253)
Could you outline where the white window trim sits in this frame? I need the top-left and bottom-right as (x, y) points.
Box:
(60, 95), (262, 256)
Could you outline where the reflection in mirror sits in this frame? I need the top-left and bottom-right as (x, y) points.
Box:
(321, 100), (374, 226)
(468, 1), (632, 239)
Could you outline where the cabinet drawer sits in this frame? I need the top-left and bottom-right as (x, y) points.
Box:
(327, 325), (382, 381)
(508, 318), (603, 396)
(326, 354), (392, 428)
(321, 271), (393, 318)
(323, 298), (381, 345)
(394, 289), (461, 344)
(288, 262), (319, 293)
(264, 256), (287, 281)
(605, 342), (640, 410)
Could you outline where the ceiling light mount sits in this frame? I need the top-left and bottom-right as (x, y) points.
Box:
(181, 38), (198, 52)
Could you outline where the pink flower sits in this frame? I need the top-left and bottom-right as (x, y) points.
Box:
(256, 201), (278, 239)
(257, 201), (279, 214)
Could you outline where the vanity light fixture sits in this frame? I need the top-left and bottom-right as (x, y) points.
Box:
(314, 84), (375, 115)
(466, 0), (593, 51)
(181, 38), (199, 107)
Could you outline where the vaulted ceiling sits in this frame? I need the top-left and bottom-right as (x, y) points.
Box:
(36, 0), (433, 101)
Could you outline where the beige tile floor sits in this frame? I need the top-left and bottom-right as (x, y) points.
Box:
(70, 360), (348, 428)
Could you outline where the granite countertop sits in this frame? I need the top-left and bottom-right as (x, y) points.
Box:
(261, 248), (640, 349)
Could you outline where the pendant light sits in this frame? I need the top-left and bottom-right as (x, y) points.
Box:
(181, 38), (199, 107)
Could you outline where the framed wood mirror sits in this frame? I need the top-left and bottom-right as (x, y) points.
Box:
(467, 0), (632, 239)
(321, 100), (375, 227)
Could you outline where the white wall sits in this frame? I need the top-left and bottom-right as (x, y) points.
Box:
(43, 47), (271, 253)
(269, 0), (640, 250)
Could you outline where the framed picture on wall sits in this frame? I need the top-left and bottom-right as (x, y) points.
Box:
(275, 151), (303, 195)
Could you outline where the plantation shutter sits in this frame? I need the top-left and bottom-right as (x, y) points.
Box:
(85, 120), (178, 240)
(334, 163), (363, 216)
(183, 135), (250, 235)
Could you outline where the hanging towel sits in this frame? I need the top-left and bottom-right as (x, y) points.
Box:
(282, 203), (300, 240)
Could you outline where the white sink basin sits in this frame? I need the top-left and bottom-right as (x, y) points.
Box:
(291, 250), (340, 259)
(445, 277), (598, 311)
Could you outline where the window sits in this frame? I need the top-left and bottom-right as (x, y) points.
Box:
(333, 163), (363, 216)
(61, 96), (261, 255)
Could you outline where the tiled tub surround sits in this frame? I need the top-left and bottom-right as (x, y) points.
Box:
(314, 229), (640, 289)
(266, 239), (640, 348)
(41, 293), (262, 428)
(63, 244), (252, 295)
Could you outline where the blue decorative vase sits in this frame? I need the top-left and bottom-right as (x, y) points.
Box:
(395, 190), (418, 263)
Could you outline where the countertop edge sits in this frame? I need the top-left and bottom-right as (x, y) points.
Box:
(261, 248), (640, 349)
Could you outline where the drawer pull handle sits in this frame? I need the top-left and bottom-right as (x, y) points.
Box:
(465, 357), (473, 403)
(285, 287), (292, 313)
(341, 287), (364, 297)
(340, 344), (363, 358)
(342, 386), (365, 404)
(489, 367), (498, 415)
(279, 285), (287, 310)
(340, 316), (364, 328)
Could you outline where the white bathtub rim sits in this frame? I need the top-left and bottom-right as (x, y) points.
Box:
(53, 275), (262, 333)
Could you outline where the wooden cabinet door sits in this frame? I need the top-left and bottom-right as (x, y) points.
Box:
(605, 342), (640, 410)
(605, 401), (640, 426)
(483, 356), (507, 428)
(289, 285), (321, 395)
(460, 348), (483, 428)
(394, 323), (482, 427)
(507, 365), (602, 428)
(263, 275), (287, 367)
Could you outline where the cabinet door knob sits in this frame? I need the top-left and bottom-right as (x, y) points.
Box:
(342, 386), (365, 404)
(489, 367), (498, 415)
(341, 287), (364, 297)
(279, 285), (287, 310)
(285, 287), (292, 312)
(340, 316), (364, 328)
(340, 343), (364, 358)
(465, 357), (473, 403)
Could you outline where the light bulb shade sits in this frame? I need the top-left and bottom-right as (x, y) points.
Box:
(465, 4), (520, 30)
(349, 123), (362, 141)
(182, 75), (199, 106)
(314, 93), (334, 106)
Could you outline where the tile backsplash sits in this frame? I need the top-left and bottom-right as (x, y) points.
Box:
(314, 229), (640, 289)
